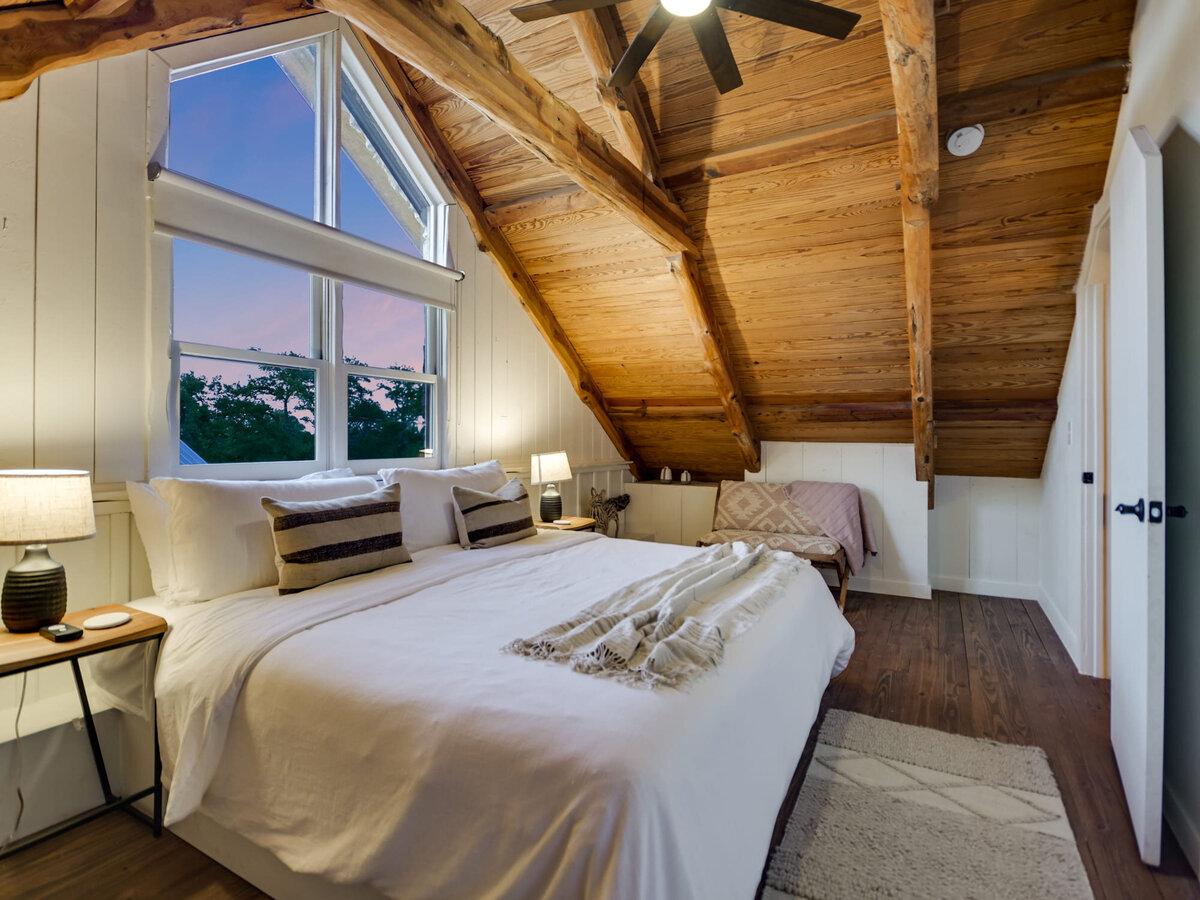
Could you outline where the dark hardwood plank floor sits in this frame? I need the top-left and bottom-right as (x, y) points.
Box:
(2, 590), (1196, 899)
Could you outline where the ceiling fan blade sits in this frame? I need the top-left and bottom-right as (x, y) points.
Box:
(511, 0), (630, 24)
(688, 8), (742, 94)
(714, 0), (860, 39)
(607, 5), (675, 89)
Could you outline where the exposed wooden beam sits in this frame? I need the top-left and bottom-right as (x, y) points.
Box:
(879, 0), (938, 497)
(568, 6), (661, 183)
(65, 0), (139, 19)
(355, 34), (643, 477)
(0, 0), (315, 101)
(669, 253), (761, 472)
(322, 0), (696, 255)
(608, 398), (1057, 424)
(566, 11), (760, 474)
(485, 189), (605, 229)
(662, 112), (900, 189)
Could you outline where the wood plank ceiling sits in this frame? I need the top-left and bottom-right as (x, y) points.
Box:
(0, 0), (1136, 483)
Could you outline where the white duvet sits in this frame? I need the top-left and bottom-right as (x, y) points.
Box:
(143, 532), (855, 899)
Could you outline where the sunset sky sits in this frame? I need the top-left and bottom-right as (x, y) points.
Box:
(169, 49), (428, 376)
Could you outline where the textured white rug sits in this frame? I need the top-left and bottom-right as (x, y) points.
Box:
(764, 710), (1093, 900)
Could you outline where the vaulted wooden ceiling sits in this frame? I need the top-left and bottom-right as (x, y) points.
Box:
(0, 0), (1136, 488)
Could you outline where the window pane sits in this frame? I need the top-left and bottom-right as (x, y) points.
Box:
(170, 46), (319, 219)
(343, 284), (428, 371)
(339, 73), (428, 252)
(180, 356), (315, 464)
(347, 375), (431, 460)
(173, 240), (312, 356)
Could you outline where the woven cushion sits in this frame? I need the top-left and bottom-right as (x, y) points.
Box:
(452, 478), (537, 549)
(712, 481), (823, 535)
(698, 529), (842, 557)
(261, 484), (412, 594)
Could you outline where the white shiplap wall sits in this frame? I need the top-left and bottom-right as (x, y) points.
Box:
(929, 476), (1043, 601)
(749, 441), (931, 598)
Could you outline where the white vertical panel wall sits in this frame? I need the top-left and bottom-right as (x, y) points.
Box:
(750, 441), (932, 599)
(928, 475), (1043, 602)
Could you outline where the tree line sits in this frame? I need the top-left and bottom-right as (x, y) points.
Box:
(180, 353), (428, 463)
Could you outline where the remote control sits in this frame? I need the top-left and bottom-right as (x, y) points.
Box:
(39, 623), (84, 642)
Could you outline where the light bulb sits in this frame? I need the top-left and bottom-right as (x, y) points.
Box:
(662, 0), (711, 17)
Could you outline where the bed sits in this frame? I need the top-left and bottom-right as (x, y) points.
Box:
(96, 466), (856, 900)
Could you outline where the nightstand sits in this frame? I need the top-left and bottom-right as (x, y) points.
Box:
(0, 603), (166, 858)
(536, 516), (596, 532)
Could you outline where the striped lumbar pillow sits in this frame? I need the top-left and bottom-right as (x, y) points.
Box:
(452, 477), (537, 549)
(261, 483), (412, 594)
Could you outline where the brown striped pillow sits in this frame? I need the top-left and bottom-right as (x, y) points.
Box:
(452, 478), (537, 549)
(261, 484), (412, 594)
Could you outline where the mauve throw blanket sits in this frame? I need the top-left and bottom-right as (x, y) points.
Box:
(785, 481), (878, 574)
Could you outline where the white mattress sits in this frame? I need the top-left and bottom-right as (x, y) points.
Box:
(98, 532), (855, 899)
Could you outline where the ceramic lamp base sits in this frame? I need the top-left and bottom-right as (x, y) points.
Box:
(539, 485), (563, 523)
(2, 545), (68, 633)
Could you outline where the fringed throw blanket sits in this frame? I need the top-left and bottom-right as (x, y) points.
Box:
(505, 542), (810, 688)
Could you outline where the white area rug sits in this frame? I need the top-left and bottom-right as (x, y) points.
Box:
(764, 710), (1093, 900)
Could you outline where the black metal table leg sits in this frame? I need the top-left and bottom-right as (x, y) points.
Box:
(153, 634), (163, 837)
(69, 657), (115, 804)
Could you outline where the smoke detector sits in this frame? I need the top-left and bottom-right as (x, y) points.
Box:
(947, 124), (985, 157)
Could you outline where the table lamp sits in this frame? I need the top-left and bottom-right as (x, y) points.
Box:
(530, 451), (572, 523)
(0, 470), (96, 632)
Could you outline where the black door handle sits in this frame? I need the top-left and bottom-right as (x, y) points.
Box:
(1116, 499), (1145, 522)
(1168, 505), (1189, 519)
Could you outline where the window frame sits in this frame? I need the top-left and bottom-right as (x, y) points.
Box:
(147, 14), (457, 480)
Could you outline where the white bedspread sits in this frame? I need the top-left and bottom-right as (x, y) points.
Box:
(148, 532), (855, 900)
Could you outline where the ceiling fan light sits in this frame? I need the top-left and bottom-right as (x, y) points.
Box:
(662, 0), (711, 17)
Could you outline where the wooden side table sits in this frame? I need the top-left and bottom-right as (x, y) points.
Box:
(0, 603), (167, 858)
(536, 516), (596, 532)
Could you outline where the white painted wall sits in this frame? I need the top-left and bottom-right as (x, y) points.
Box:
(1038, 315), (1086, 669)
(929, 476), (1042, 602)
(750, 441), (931, 599)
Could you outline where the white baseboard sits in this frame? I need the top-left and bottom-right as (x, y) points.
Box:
(1165, 782), (1200, 880)
(819, 568), (931, 599)
(1035, 586), (1084, 672)
(929, 575), (1041, 602)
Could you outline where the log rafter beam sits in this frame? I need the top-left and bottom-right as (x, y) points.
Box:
(354, 33), (644, 478)
(568, 6), (661, 184)
(879, 0), (938, 500)
(321, 0), (696, 256)
(0, 0), (317, 101)
(568, 6), (760, 473)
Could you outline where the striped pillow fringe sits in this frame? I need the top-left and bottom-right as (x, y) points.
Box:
(452, 478), (538, 549)
(262, 483), (412, 593)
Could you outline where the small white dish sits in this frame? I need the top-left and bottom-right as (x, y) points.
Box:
(82, 611), (132, 630)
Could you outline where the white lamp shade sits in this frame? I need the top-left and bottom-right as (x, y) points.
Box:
(0, 469), (97, 545)
(662, 0), (710, 15)
(530, 451), (572, 485)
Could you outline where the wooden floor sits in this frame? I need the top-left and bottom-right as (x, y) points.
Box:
(1, 590), (1197, 899)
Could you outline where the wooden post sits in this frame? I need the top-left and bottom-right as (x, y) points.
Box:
(879, 0), (938, 495)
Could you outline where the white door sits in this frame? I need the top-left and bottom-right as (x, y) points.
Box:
(1108, 126), (1166, 866)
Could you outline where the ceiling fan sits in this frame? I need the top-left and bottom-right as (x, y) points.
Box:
(510, 0), (861, 95)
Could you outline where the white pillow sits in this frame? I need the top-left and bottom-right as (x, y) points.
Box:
(378, 461), (506, 551)
(126, 482), (172, 598)
(151, 475), (378, 604)
(299, 468), (357, 480)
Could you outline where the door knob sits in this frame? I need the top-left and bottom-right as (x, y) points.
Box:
(1167, 505), (1189, 518)
(1115, 499), (1145, 522)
